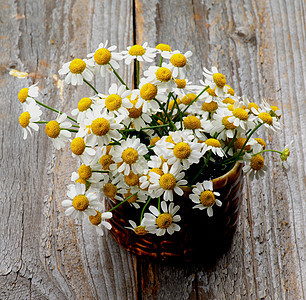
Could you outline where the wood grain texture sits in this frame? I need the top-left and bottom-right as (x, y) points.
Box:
(0, 0), (305, 299)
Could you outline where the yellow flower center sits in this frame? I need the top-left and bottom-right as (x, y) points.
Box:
(183, 115), (201, 129)
(200, 190), (215, 207)
(122, 148), (139, 164)
(124, 172), (139, 186)
(155, 67), (172, 82)
(168, 98), (181, 110)
(127, 99), (143, 119)
(72, 195), (89, 211)
(78, 97), (92, 112)
(156, 43), (171, 52)
(94, 48), (112, 65)
(250, 154), (265, 171)
(78, 164), (92, 180)
(205, 138), (221, 148)
(170, 53), (187, 67)
(258, 112), (273, 125)
(225, 84), (235, 96)
(156, 213), (173, 229)
(182, 93), (197, 105)
(173, 142), (191, 159)
(99, 154), (114, 170)
(105, 94), (122, 111)
(206, 87), (217, 97)
(89, 211), (102, 225)
(129, 45), (146, 56)
(222, 116), (236, 130)
(234, 137), (251, 151)
(233, 108), (249, 120)
(228, 104), (234, 111)
(124, 191), (138, 203)
(76, 178), (87, 185)
(91, 118), (110, 136)
(222, 97), (235, 105)
(280, 148), (290, 161)
(69, 58), (86, 74)
(18, 88), (29, 103)
(140, 83), (158, 100)
(103, 183), (117, 198)
(71, 137), (86, 155)
(150, 136), (161, 146)
(213, 73), (226, 88)
(134, 226), (148, 235)
(45, 120), (60, 138)
(248, 102), (259, 112)
(255, 138), (266, 149)
(19, 111), (30, 128)
(201, 101), (218, 112)
(174, 79), (186, 88)
(159, 173), (176, 190)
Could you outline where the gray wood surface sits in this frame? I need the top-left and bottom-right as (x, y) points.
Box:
(0, 0), (305, 299)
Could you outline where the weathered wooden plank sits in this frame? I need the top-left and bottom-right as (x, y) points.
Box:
(1, 0), (305, 299)
(135, 0), (305, 299)
(1, 0), (137, 299)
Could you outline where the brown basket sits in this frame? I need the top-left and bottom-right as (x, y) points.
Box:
(108, 162), (243, 263)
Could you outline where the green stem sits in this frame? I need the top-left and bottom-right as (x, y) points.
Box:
(34, 99), (78, 123)
(91, 170), (109, 173)
(191, 151), (212, 184)
(109, 63), (129, 90)
(108, 192), (138, 212)
(158, 56), (163, 67)
(181, 85), (209, 115)
(140, 196), (152, 223)
(62, 128), (78, 133)
(225, 130), (237, 155)
(252, 149), (282, 156)
(155, 99), (177, 131)
(158, 197), (161, 213)
(137, 60), (140, 89)
(83, 79), (98, 94)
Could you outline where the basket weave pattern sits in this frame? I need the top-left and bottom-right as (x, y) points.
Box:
(108, 162), (243, 262)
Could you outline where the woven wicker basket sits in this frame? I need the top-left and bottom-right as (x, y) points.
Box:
(108, 162), (243, 263)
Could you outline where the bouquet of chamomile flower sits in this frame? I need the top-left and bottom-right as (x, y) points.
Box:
(17, 41), (290, 237)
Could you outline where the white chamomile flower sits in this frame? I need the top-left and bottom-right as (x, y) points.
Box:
(142, 201), (181, 236)
(125, 219), (149, 235)
(202, 66), (227, 97)
(242, 144), (268, 180)
(58, 58), (94, 85)
(100, 176), (126, 202)
(62, 183), (102, 220)
(201, 138), (225, 157)
(71, 96), (101, 123)
(172, 78), (199, 98)
(252, 107), (281, 132)
(18, 103), (42, 140)
(155, 43), (172, 54)
(189, 181), (222, 217)
(142, 65), (176, 91)
(148, 162), (187, 201)
(260, 99), (281, 119)
(100, 83), (132, 117)
(207, 107), (239, 140)
(45, 113), (72, 150)
(110, 136), (148, 175)
(88, 210), (113, 236)
(18, 83), (39, 106)
(121, 95), (153, 131)
(87, 40), (123, 77)
(78, 110), (123, 147)
(280, 141), (293, 169)
(162, 133), (202, 170)
(162, 50), (192, 79)
(227, 101), (256, 131)
(71, 162), (105, 188)
(122, 42), (157, 64)
(70, 137), (96, 165)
